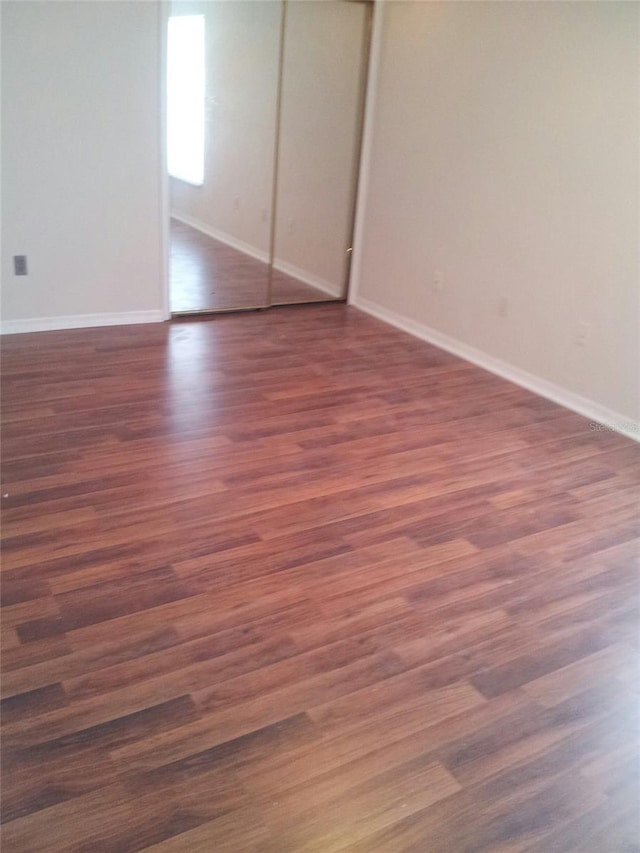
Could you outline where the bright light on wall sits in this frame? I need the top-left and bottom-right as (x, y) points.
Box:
(167, 15), (204, 186)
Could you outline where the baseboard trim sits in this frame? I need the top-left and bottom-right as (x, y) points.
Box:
(171, 210), (342, 299)
(0, 310), (167, 335)
(353, 295), (640, 443)
(171, 211), (270, 264)
(272, 259), (342, 299)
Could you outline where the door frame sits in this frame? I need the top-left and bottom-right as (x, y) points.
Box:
(159, 0), (171, 320)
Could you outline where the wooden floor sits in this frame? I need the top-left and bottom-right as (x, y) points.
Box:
(170, 220), (338, 313)
(1, 304), (639, 852)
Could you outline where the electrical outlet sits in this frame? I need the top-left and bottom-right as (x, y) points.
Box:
(575, 321), (591, 347)
(286, 218), (295, 234)
(498, 296), (509, 318)
(433, 270), (444, 292)
(261, 208), (268, 223)
(14, 255), (28, 276)
(233, 197), (240, 211)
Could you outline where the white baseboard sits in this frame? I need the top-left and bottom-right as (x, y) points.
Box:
(352, 295), (640, 443)
(171, 210), (342, 299)
(272, 259), (342, 299)
(170, 210), (270, 264)
(0, 310), (167, 335)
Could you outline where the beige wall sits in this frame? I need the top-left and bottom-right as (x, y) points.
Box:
(354, 1), (639, 423)
(1, 1), (164, 330)
(169, 0), (281, 260)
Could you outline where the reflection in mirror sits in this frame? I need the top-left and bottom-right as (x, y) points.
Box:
(168, 1), (281, 313)
(271, 0), (370, 305)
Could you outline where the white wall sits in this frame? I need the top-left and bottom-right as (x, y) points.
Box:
(274, 0), (368, 296)
(169, 0), (281, 260)
(1, 1), (165, 332)
(353, 1), (640, 425)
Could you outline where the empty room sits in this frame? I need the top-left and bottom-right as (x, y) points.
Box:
(1, 1), (638, 851)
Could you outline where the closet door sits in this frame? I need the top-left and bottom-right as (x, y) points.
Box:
(269, 0), (371, 306)
(169, 1), (281, 314)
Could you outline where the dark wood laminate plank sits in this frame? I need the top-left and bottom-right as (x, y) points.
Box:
(134, 808), (272, 852)
(1, 626), (180, 697)
(1, 695), (198, 825)
(111, 650), (407, 775)
(258, 757), (462, 852)
(1, 304), (638, 850)
(0, 682), (68, 724)
(235, 689), (534, 799)
(342, 769), (606, 853)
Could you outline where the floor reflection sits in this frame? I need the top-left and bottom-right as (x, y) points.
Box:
(170, 219), (338, 313)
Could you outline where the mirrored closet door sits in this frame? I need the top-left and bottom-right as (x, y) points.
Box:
(168, 0), (280, 313)
(167, 0), (372, 316)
